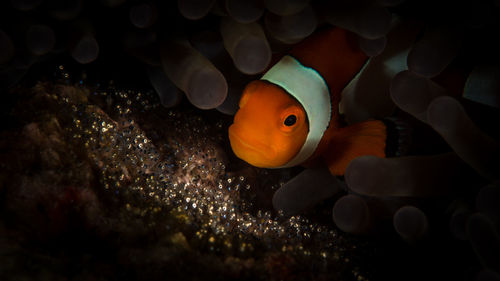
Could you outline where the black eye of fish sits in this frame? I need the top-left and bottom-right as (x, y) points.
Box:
(284, 115), (297, 126)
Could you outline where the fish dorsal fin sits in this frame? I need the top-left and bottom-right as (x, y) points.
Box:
(290, 27), (368, 109)
(261, 55), (331, 168)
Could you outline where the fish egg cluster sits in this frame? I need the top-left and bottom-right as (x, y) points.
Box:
(4, 73), (368, 279)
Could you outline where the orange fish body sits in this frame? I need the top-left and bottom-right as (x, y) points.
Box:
(228, 27), (388, 175)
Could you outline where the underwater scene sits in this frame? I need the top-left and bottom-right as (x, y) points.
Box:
(1, 0), (499, 280)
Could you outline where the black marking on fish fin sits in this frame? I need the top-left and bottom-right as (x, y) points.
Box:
(382, 117), (413, 157)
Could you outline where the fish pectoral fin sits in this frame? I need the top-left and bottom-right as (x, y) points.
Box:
(324, 120), (387, 176)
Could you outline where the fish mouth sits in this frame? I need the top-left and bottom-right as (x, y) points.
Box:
(228, 125), (277, 167)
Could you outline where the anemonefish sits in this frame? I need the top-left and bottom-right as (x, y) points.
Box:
(228, 27), (390, 176)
